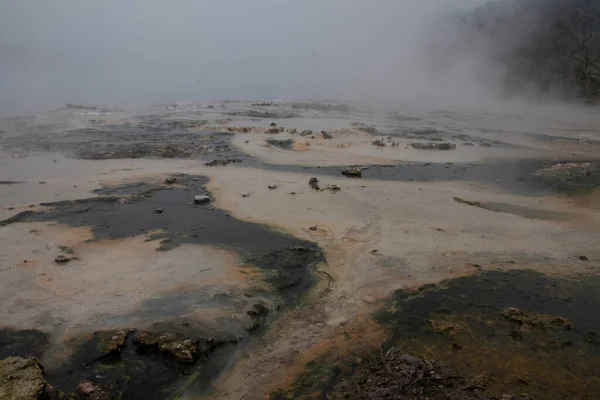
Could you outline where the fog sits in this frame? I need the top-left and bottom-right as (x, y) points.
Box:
(0, 0), (491, 115)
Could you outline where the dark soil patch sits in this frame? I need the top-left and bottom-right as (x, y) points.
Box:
(277, 270), (600, 400)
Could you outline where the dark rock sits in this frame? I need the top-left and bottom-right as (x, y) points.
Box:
(267, 128), (281, 134)
(579, 255), (589, 261)
(246, 303), (269, 317)
(154, 208), (164, 214)
(164, 177), (177, 184)
(270, 122), (277, 127)
(193, 195), (211, 204)
(134, 331), (199, 362)
(300, 130), (313, 137)
(204, 158), (241, 167)
(323, 185), (341, 192)
(265, 138), (294, 150)
(410, 142), (457, 150)
(321, 131), (332, 139)
(309, 177), (320, 190)
(92, 329), (136, 358)
(309, 226), (317, 231)
(341, 167), (362, 178)
(268, 185), (278, 190)
(372, 139), (386, 147)
(54, 254), (73, 264)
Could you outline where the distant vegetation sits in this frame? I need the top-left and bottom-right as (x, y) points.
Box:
(455, 0), (600, 103)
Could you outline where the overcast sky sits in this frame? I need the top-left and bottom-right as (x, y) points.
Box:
(0, 0), (488, 115)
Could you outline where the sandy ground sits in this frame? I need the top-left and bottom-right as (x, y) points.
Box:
(1, 101), (599, 398)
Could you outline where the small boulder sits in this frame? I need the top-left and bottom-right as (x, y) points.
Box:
(0, 357), (47, 400)
(321, 131), (332, 139)
(193, 195), (211, 205)
(268, 184), (278, 190)
(154, 208), (164, 214)
(341, 167), (362, 178)
(270, 122), (277, 127)
(164, 177), (177, 185)
(372, 139), (386, 147)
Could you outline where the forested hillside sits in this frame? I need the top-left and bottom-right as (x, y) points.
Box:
(455, 0), (600, 102)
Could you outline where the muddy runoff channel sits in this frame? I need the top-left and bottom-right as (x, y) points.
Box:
(0, 175), (323, 399)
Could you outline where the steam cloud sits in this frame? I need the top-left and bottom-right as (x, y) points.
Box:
(1, 0), (491, 115)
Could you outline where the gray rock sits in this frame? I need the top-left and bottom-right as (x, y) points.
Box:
(193, 195), (211, 204)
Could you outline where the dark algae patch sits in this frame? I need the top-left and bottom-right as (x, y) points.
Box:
(0, 328), (49, 359)
(277, 270), (600, 399)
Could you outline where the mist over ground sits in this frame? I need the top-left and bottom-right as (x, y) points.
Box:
(3, 0), (593, 116)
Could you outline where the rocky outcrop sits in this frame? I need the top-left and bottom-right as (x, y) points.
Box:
(134, 331), (200, 362)
(0, 357), (51, 400)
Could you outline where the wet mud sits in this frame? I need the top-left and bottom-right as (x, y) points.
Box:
(279, 270), (600, 399)
(0, 174), (324, 398)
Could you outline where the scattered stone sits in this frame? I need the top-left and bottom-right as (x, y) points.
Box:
(372, 139), (386, 147)
(410, 142), (457, 150)
(204, 158), (241, 167)
(164, 177), (177, 185)
(241, 193), (250, 198)
(270, 122), (277, 127)
(502, 307), (574, 330)
(268, 185), (278, 190)
(154, 208), (164, 214)
(323, 185), (341, 192)
(300, 130), (313, 137)
(309, 177), (320, 190)
(134, 331), (199, 362)
(0, 357), (47, 400)
(363, 295), (377, 304)
(265, 138), (294, 150)
(321, 131), (332, 139)
(579, 255), (589, 261)
(309, 226), (317, 231)
(54, 254), (73, 264)
(77, 380), (113, 400)
(370, 249), (379, 253)
(341, 167), (362, 178)
(193, 195), (211, 204)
